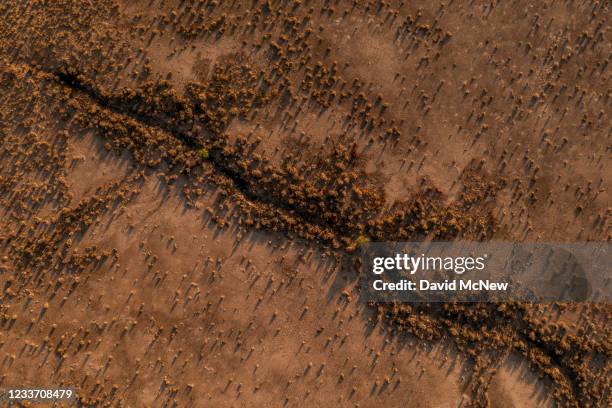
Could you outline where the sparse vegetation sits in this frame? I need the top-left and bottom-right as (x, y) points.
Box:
(0, 1), (608, 407)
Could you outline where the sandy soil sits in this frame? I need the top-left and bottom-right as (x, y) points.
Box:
(0, 0), (609, 407)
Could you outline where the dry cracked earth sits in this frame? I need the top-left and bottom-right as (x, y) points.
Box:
(0, 0), (610, 407)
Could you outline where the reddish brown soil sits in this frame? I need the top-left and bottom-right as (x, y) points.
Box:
(0, 1), (609, 407)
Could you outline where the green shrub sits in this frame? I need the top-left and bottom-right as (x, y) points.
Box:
(355, 235), (370, 247)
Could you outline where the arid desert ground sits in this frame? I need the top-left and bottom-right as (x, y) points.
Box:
(0, 1), (610, 407)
